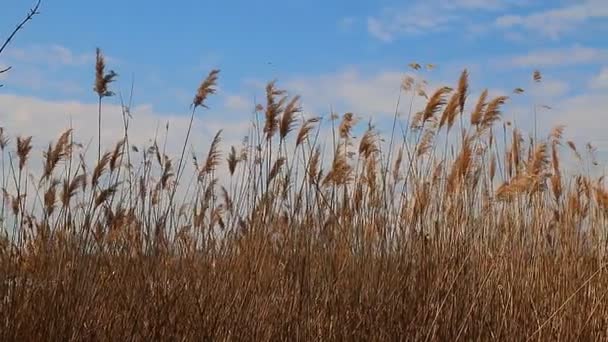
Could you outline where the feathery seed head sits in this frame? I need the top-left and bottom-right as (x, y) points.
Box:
(193, 69), (220, 109)
(94, 48), (117, 98)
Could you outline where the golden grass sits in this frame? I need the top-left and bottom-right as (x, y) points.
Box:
(1, 58), (608, 341)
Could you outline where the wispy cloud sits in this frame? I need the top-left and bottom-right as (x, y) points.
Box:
(530, 78), (570, 99)
(495, 0), (608, 39)
(496, 45), (608, 68)
(3, 45), (98, 67)
(0, 93), (251, 162)
(285, 68), (405, 116)
(223, 94), (252, 112)
(590, 67), (608, 89)
(338, 17), (357, 32)
(1, 67), (84, 94)
(367, 5), (457, 42)
(366, 0), (524, 42)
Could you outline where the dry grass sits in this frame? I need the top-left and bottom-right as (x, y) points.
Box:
(1, 58), (608, 341)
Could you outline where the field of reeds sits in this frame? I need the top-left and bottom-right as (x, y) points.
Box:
(3, 16), (608, 340)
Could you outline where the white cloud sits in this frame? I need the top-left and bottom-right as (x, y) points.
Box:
(498, 46), (608, 68)
(338, 17), (357, 32)
(531, 78), (570, 99)
(285, 68), (406, 116)
(0, 92), (259, 210)
(280, 66), (606, 161)
(223, 94), (251, 112)
(366, 0), (527, 41)
(367, 5), (456, 41)
(590, 67), (608, 89)
(0, 93), (251, 167)
(0, 45), (118, 94)
(549, 91), (608, 150)
(495, 0), (608, 38)
(282, 67), (511, 124)
(3, 45), (98, 67)
(1, 66), (84, 94)
(367, 18), (393, 42)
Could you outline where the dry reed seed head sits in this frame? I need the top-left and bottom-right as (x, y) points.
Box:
(457, 69), (469, 114)
(549, 125), (565, 144)
(267, 158), (286, 186)
(551, 142), (561, 176)
(323, 145), (353, 187)
(496, 181), (515, 201)
(506, 150), (513, 178)
(392, 147), (404, 182)
(227, 146), (238, 176)
(160, 160), (174, 190)
(432, 161), (443, 185)
(95, 183), (119, 208)
(416, 128), (435, 157)
(0, 127), (8, 150)
(295, 117), (319, 147)
(358, 127), (379, 159)
(200, 130), (223, 177)
(409, 62), (422, 70)
(41, 129), (72, 180)
(527, 136), (534, 164)
(422, 87), (450, 123)
(192, 69), (220, 109)
(308, 146), (321, 183)
(550, 173), (562, 202)
(263, 81), (288, 140)
(586, 142), (599, 166)
(480, 96), (508, 131)
(595, 186), (608, 211)
(447, 137), (473, 193)
(567, 140), (582, 160)
(44, 179), (60, 216)
(412, 182), (430, 221)
(528, 142), (549, 176)
(94, 48), (117, 98)
(409, 111), (423, 131)
(41, 143), (54, 181)
(62, 174), (86, 208)
(92, 151), (112, 187)
(16, 136), (33, 170)
(11, 195), (20, 215)
(470, 89), (488, 126)
(279, 95), (301, 140)
(221, 186), (233, 213)
(402, 76), (415, 91)
(440, 91), (460, 131)
(417, 86), (428, 99)
(339, 112), (357, 139)
(364, 153), (379, 190)
(110, 138), (126, 172)
(512, 129), (522, 169)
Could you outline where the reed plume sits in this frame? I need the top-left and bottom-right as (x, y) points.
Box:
(94, 48), (117, 163)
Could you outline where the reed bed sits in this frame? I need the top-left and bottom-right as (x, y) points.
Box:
(1, 53), (608, 341)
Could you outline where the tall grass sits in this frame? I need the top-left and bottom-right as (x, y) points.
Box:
(1, 56), (608, 340)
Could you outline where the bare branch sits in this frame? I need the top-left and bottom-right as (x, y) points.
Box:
(0, 0), (41, 87)
(0, 0), (41, 57)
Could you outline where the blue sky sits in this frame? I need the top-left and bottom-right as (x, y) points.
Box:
(0, 0), (607, 161)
